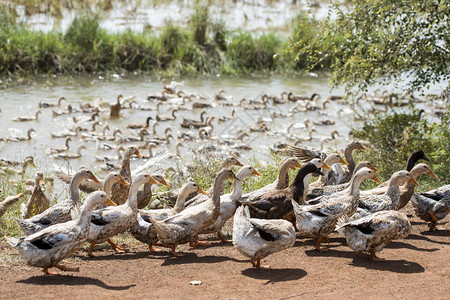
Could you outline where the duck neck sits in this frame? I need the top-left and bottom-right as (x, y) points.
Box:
(77, 201), (98, 226)
(290, 169), (308, 203)
(125, 180), (143, 211)
(230, 175), (245, 202)
(173, 186), (191, 213)
(346, 174), (365, 198)
(345, 146), (356, 174)
(275, 163), (290, 189)
(69, 173), (85, 205)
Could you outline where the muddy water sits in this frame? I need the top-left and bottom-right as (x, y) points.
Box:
(0, 74), (443, 199)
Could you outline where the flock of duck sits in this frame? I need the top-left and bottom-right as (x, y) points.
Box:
(0, 83), (448, 275)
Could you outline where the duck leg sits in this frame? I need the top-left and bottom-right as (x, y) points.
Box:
(147, 243), (163, 252)
(369, 249), (385, 262)
(428, 211), (441, 231)
(189, 235), (211, 247)
(171, 244), (184, 257)
(252, 258), (271, 269)
(217, 232), (231, 243)
(315, 236), (328, 252)
(107, 239), (126, 253)
(54, 264), (80, 272)
(41, 268), (57, 276)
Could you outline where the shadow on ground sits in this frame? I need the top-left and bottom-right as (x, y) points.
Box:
(241, 267), (307, 285)
(18, 274), (136, 290)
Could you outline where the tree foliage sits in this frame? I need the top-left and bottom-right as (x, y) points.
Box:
(288, 0), (449, 93)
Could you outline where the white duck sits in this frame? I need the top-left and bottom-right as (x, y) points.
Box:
(6, 191), (113, 275)
(130, 182), (206, 251)
(232, 205), (295, 269)
(336, 210), (411, 261)
(85, 173), (158, 257)
(292, 167), (381, 251)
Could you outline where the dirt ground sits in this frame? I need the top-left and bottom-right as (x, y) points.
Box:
(1, 208), (449, 300)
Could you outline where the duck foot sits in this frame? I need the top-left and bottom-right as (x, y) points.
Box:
(428, 212), (440, 231)
(87, 241), (96, 257)
(189, 241), (211, 247)
(107, 239), (126, 253)
(54, 264), (80, 272)
(41, 268), (57, 276)
(171, 245), (184, 257)
(147, 244), (163, 252)
(369, 250), (385, 262)
(217, 232), (231, 243)
(251, 258), (271, 269)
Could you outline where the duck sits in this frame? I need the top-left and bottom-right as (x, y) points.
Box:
(0, 193), (24, 218)
(287, 141), (366, 185)
(21, 172), (50, 219)
(242, 158), (301, 201)
(353, 171), (419, 219)
(308, 153), (348, 189)
(196, 165), (262, 243)
(180, 111), (207, 128)
(16, 169), (100, 235)
(1, 156), (35, 176)
(39, 97), (67, 108)
(85, 173), (158, 256)
(0, 155), (34, 167)
(4, 128), (36, 143)
(336, 210), (411, 261)
(307, 161), (379, 200)
(287, 92), (319, 102)
(50, 126), (81, 138)
(110, 94), (123, 117)
(6, 191), (113, 275)
(130, 181), (206, 251)
(240, 163), (324, 220)
(232, 205), (295, 269)
(111, 146), (142, 205)
(411, 184), (449, 231)
(54, 145), (87, 159)
(126, 116), (153, 129)
(148, 169), (238, 256)
(12, 111), (41, 122)
(360, 163), (438, 209)
(45, 137), (72, 155)
(292, 167), (381, 251)
(136, 174), (171, 209)
(156, 109), (178, 122)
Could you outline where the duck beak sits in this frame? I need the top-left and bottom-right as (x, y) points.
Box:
(105, 197), (117, 206)
(427, 170), (438, 179)
(339, 157), (349, 165)
(198, 187), (207, 195)
(136, 149), (143, 158)
(90, 174), (101, 184)
(235, 160), (244, 167)
(369, 165), (379, 172)
(409, 177), (420, 186)
(372, 174), (382, 184)
(149, 177), (159, 185)
(119, 177), (130, 186)
(252, 169), (262, 176)
(360, 145), (367, 150)
(322, 163), (332, 170)
(39, 179), (45, 185)
(291, 161), (302, 170)
(159, 177), (171, 187)
(423, 154), (430, 161)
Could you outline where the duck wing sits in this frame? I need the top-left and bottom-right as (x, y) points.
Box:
(286, 145), (327, 162)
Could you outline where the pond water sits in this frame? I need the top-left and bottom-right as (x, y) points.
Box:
(0, 74), (444, 199)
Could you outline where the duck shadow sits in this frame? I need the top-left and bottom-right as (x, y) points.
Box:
(160, 253), (247, 266)
(385, 240), (439, 252)
(350, 256), (425, 274)
(405, 233), (450, 245)
(421, 229), (450, 237)
(17, 274), (135, 290)
(241, 268), (307, 285)
(78, 250), (151, 261)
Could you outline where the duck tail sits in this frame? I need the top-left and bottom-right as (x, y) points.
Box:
(5, 236), (20, 247)
(335, 215), (351, 232)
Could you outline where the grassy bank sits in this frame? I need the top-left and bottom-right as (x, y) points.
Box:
(352, 106), (449, 191)
(0, 5), (341, 79)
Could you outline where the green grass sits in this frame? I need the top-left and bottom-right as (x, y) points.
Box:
(0, 6), (333, 80)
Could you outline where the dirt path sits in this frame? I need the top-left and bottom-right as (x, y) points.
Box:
(1, 213), (449, 300)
